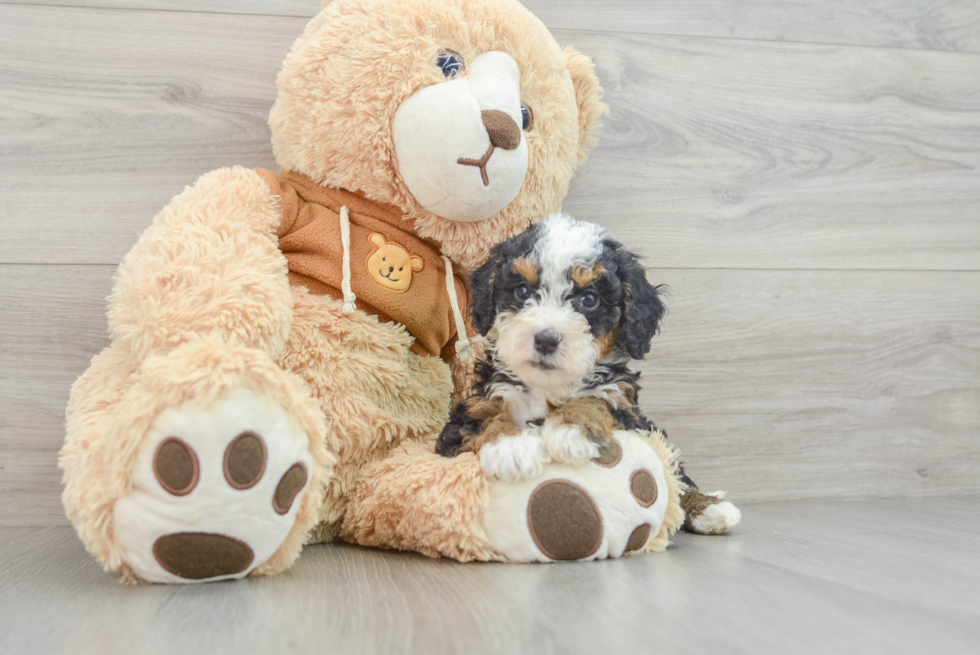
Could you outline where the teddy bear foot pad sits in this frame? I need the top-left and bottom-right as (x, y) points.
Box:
(484, 431), (671, 562)
(114, 388), (314, 583)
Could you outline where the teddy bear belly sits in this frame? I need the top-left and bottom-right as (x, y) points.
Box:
(484, 430), (669, 562)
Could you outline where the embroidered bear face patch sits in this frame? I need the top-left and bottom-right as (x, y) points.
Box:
(365, 233), (424, 293)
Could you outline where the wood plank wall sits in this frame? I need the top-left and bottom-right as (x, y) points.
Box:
(1, 1), (978, 526)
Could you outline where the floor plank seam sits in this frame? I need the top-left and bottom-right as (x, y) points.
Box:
(3, 1), (980, 58)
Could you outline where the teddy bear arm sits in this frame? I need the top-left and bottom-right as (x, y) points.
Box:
(107, 167), (293, 361)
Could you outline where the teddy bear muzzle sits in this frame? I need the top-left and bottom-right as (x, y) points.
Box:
(392, 51), (529, 223)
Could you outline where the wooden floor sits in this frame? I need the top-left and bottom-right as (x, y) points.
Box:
(1, 497), (979, 655)
(1, 0), (979, 651)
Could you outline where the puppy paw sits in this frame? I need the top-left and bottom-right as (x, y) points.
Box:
(541, 421), (601, 465)
(687, 495), (742, 535)
(479, 434), (545, 481)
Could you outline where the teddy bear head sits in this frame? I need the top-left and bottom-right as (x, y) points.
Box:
(269, 0), (604, 270)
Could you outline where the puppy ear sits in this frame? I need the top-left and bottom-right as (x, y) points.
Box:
(469, 249), (501, 336)
(614, 248), (666, 360)
(563, 46), (607, 165)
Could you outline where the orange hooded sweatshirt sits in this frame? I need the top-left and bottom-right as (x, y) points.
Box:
(256, 169), (472, 361)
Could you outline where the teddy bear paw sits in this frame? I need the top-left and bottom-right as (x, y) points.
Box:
(113, 388), (314, 583)
(541, 421), (601, 464)
(479, 433), (545, 481)
(483, 431), (670, 562)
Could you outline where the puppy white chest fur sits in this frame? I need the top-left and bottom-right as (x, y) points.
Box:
(489, 384), (547, 427)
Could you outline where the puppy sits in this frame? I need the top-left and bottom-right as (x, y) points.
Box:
(437, 215), (741, 534)
(436, 214), (665, 479)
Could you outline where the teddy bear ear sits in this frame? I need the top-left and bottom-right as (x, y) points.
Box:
(563, 46), (608, 165)
(411, 256), (424, 272)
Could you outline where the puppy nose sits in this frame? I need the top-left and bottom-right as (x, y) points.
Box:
(534, 330), (562, 356)
(388, 266), (394, 273)
(482, 110), (521, 150)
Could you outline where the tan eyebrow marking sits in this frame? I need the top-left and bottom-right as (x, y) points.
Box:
(571, 264), (606, 288)
(512, 257), (540, 285)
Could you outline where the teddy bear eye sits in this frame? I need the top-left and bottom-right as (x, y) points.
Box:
(437, 50), (465, 79)
(521, 103), (533, 131)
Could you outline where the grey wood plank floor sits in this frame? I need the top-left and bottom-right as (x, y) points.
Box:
(4, 5), (980, 269)
(1, 497), (978, 655)
(5, 0), (980, 53)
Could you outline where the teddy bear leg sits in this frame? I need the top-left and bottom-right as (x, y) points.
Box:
(341, 440), (500, 561)
(65, 337), (334, 584)
(341, 430), (686, 563)
(60, 166), (336, 582)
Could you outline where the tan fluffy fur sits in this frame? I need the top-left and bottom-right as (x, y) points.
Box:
(341, 440), (500, 561)
(638, 430), (686, 553)
(512, 258), (540, 285)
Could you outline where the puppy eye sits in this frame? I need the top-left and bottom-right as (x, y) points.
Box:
(520, 103), (533, 131)
(437, 50), (465, 79)
(514, 283), (533, 301)
(576, 291), (600, 311)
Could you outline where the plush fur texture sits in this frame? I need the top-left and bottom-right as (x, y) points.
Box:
(341, 440), (498, 561)
(62, 0), (607, 580)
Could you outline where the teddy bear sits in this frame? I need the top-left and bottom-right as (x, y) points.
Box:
(61, 0), (729, 583)
(60, 0), (609, 583)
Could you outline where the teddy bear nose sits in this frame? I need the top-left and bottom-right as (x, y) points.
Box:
(481, 110), (521, 150)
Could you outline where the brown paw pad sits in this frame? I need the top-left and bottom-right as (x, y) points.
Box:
(153, 437), (199, 496)
(153, 532), (254, 580)
(624, 523), (652, 553)
(273, 463), (308, 515)
(591, 437), (622, 468)
(630, 469), (658, 507)
(223, 431), (267, 490)
(527, 480), (603, 561)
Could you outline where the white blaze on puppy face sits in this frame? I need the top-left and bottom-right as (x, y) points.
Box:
(392, 51), (529, 223)
(533, 215), (608, 302)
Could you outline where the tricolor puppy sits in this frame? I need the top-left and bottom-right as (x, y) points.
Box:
(436, 215), (666, 480)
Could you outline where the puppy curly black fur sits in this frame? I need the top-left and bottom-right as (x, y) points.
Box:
(437, 214), (740, 534)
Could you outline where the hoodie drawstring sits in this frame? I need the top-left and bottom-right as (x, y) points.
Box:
(442, 255), (473, 362)
(339, 206), (357, 314)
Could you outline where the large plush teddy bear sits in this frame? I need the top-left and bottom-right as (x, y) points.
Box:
(61, 0), (718, 583)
